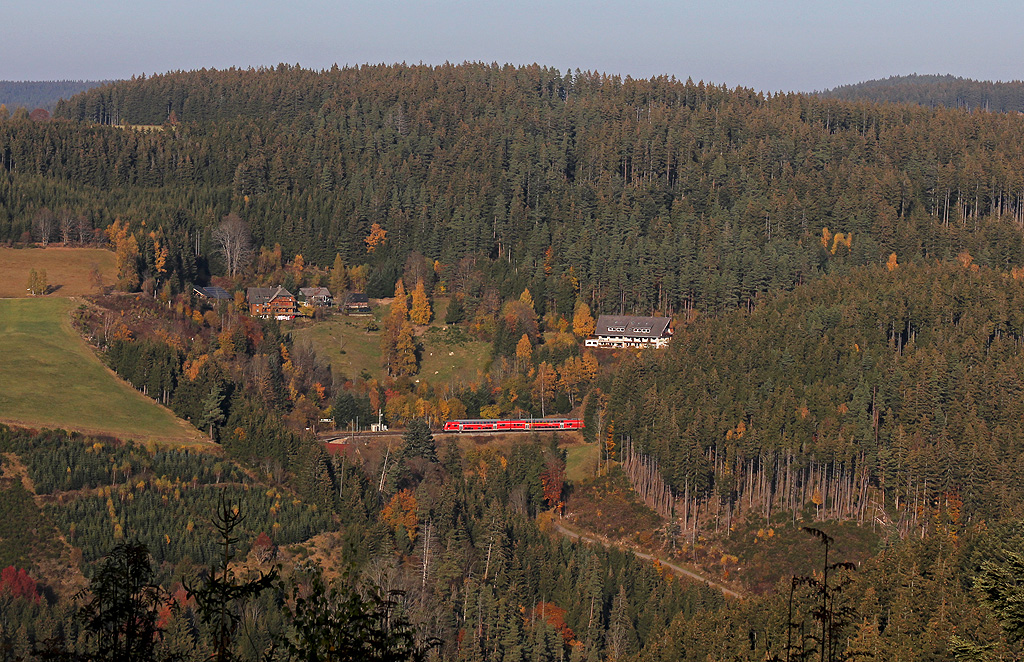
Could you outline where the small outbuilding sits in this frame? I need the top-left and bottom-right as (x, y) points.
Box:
(343, 292), (372, 315)
(193, 285), (232, 301)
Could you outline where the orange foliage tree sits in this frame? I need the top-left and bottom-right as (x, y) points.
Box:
(364, 222), (387, 253)
(380, 489), (418, 542)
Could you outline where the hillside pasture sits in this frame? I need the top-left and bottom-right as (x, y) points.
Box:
(0, 247), (115, 298)
(0, 298), (208, 445)
(291, 308), (490, 386)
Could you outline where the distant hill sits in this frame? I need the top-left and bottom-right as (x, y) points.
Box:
(820, 74), (1024, 112)
(0, 80), (111, 113)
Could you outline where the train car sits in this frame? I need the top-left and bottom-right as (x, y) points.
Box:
(442, 418), (584, 432)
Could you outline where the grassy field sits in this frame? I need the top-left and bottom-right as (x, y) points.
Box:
(564, 442), (600, 483)
(0, 298), (208, 445)
(0, 247), (116, 298)
(291, 301), (491, 386)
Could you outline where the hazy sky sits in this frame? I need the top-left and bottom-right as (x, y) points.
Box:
(3, 0), (1022, 91)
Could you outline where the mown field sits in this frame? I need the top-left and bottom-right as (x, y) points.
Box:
(0, 247), (116, 298)
(291, 298), (491, 386)
(0, 298), (208, 445)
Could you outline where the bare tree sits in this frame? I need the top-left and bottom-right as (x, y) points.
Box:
(212, 213), (254, 277)
(32, 207), (55, 246)
(77, 215), (92, 244)
(58, 208), (75, 245)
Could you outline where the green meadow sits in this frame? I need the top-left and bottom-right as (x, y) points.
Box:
(0, 298), (207, 445)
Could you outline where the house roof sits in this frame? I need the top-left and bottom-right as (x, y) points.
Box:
(247, 286), (295, 304)
(593, 315), (671, 339)
(194, 285), (232, 300)
(299, 287), (332, 297)
(345, 293), (370, 305)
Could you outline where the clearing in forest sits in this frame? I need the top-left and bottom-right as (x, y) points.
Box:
(0, 247), (116, 298)
(291, 300), (491, 386)
(0, 298), (208, 445)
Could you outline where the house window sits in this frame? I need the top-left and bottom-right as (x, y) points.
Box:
(635, 328), (650, 333)
(608, 327), (626, 333)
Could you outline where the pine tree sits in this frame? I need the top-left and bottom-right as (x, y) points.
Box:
(199, 384), (226, 439)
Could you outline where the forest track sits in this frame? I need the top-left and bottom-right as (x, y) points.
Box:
(551, 520), (744, 599)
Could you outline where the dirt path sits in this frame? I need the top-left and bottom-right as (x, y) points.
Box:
(552, 520), (744, 599)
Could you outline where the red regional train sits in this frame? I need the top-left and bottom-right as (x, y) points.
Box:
(443, 418), (584, 432)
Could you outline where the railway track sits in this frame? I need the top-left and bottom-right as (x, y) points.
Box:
(318, 427), (577, 444)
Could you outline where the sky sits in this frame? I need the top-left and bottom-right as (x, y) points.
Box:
(2, 0), (1023, 92)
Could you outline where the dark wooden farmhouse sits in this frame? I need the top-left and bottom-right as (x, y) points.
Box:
(343, 292), (372, 315)
(247, 286), (298, 319)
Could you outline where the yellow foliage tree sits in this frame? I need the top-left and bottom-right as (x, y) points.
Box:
(330, 253), (348, 295)
(365, 222), (387, 253)
(409, 279), (432, 325)
(572, 301), (596, 338)
(515, 333), (533, 367)
(393, 323), (418, 377)
(519, 287), (536, 312)
(391, 279), (408, 321)
(106, 219), (140, 291)
(580, 352), (599, 382)
(886, 252), (899, 272)
(558, 356), (584, 408)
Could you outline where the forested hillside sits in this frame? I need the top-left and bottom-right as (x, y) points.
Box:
(3, 63), (1024, 317)
(821, 74), (1024, 113)
(5, 63), (1024, 660)
(0, 80), (108, 113)
(607, 260), (1024, 527)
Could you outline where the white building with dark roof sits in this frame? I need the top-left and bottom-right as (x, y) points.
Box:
(585, 315), (672, 349)
(299, 287), (333, 307)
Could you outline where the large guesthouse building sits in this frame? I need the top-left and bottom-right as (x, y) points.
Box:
(585, 315), (672, 349)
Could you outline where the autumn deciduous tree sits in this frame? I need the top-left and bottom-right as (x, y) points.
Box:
(409, 279), (432, 325)
(364, 222), (387, 253)
(533, 362), (557, 417)
(330, 253), (348, 297)
(380, 488), (418, 542)
(573, 301), (596, 338)
(540, 455), (566, 510)
(251, 531), (277, 564)
(26, 268), (47, 295)
(381, 280), (417, 376)
(558, 356), (584, 408)
(106, 219), (140, 291)
(0, 566), (40, 603)
(516, 333), (533, 369)
(393, 323), (418, 377)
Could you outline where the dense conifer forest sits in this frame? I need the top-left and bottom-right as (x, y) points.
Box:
(3, 63), (1024, 660)
(821, 74), (1024, 113)
(0, 81), (108, 114)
